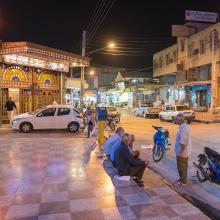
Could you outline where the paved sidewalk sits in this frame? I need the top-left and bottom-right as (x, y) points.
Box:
(0, 137), (210, 219)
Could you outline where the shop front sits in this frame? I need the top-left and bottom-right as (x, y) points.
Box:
(64, 77), (88, 108)
(191, 84), (211, 111)
(100, 89), (134, 108)
(171, 82), (211, 112)
(0, 42), (89, 122)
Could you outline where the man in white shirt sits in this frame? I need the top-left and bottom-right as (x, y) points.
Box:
(174, 113), (191, 186)
(104, 127), (124, 157)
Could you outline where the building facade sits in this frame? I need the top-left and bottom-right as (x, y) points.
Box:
(0, 42), (89, 122)
(153, 22), (220, 115)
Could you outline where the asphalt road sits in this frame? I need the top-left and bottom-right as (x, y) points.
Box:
(119, 109), (220, 200)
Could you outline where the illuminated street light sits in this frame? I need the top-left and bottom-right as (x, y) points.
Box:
(109, 42), (115, 48)
(89, 70), (95, 75)
(86, 42), (116, 55)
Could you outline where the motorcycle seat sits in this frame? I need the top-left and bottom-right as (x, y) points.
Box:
(204, 147), (220, 161)
(152, 126), (163, 130)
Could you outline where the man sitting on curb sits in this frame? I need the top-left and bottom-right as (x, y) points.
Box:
(104, 127), (124, 158)
(127, 134), (140, 158)
(114, 133), (147, 187)
(111, 133), (139, 166)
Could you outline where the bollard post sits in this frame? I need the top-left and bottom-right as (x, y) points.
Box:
(96, 107), (107, 146)
(98, 120), (105, 145)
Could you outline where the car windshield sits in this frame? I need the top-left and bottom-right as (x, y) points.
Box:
(107, 107), (116, 112)
(28, 107), (47, 115)
(176, 106), (190, 111)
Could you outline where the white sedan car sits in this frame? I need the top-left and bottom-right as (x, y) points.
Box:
(12, 105), (83, 133)
(133, 107), (148, 117)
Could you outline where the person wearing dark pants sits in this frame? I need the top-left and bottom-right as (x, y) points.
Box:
(114, 133), (147, 187)
(118, 164), (146, 181)
(176, 156), (188, 184)
(85, 108), (95, 138)
(174, 113), (191, 186)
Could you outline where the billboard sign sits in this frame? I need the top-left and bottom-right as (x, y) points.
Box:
(172, 25), (190, 37)
(185, 10), (218, 23)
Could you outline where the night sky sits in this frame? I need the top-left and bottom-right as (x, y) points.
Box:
(0, 0), (220, 68)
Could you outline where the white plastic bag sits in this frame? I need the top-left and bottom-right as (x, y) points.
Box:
(91, 127), (98, 137)
(113, 175), (131, 181)
(84, 126), (88, 136)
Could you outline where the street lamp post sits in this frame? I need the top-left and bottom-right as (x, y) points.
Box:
(80, 31), (86, 112)
(79, 36), (115, 111)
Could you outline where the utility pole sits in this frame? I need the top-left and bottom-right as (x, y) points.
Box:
(80, 31), (86, 112)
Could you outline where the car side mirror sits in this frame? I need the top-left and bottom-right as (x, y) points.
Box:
(37, 113), (43, 117)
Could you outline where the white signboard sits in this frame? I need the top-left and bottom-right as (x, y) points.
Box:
(172, 25), (190, 37)
(185, 10), (218, 23)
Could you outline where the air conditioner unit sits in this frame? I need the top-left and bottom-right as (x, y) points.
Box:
(192, 48), (199, 56)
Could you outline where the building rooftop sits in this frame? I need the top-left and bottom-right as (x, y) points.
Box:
(0, 42), (90, 72)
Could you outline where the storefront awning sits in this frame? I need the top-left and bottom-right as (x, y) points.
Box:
(65, 78), (88, 90)
(173, 80), (211, 88)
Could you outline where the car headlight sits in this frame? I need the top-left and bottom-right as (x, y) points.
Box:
(12, 118), (22, 125)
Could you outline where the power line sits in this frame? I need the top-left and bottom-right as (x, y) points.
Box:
(85, 0), (103, 32)
(86, 0), (108, 36)
(87, 0), (116, 41)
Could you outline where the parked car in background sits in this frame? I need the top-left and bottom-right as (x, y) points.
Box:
(159, 105), (195, 124)
(12, 105), (83, 133)
(144, 106), (162, 118)
(133, 102), (154, 117)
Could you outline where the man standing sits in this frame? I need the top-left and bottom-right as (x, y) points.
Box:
(174, 113), (191, 186)
(5, 97), (17, 125)
(114, 133), (147, 187)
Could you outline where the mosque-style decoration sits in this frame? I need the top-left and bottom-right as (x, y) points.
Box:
(3, 66), (28, 82)
(37, 71), (57, 88)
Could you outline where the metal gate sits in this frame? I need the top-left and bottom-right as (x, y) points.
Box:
(0, 88), (9, 120)
(20, 89), (32, 113)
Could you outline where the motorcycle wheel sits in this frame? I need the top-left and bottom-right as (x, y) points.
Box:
(196, 162), (209, 183)
(152, 144), (164, 162)
(109, 122), (116, 132)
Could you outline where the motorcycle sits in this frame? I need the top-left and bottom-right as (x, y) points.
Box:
(152, 126), (170, 162)
(107, 114), (120, 124)
(105, 117), (116, 132)
(193, 147), (220, 184)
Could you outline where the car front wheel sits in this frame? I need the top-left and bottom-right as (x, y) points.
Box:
(159, 115), (164, 121)
(20, 122), (33, 133)
(68, 122), (79, 133)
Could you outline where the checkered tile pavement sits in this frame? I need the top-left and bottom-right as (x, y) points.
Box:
(0, 137), (210, 220)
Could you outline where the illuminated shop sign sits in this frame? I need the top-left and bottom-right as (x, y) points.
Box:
(3, 54), (69, 72)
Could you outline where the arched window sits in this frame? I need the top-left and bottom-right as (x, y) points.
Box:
(11, 75), (20, 81)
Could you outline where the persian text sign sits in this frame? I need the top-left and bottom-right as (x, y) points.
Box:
(3, 54), (69, 72)
(185, 10), (218, 23)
